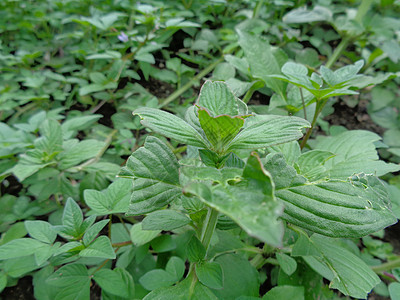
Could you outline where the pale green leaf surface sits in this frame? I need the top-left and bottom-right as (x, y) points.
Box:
(313, 130), (400, 178)
(61, 198), (83, 236)
(262, 285), (304, 300)
(238, 31), (287, 98)
(130, 223), (160, 246)
(181, 166), (242, 184)
(197, 81), (239, 116)
(93, 268), (134, 298)
(59, 139), (105, 170)
(46, 264), (89, 288)
(79, 236), (116, 259)
(142, 210), (191, 231)
(140, 269), (176, 291)
(228, 115), (310, 151)
(84, 179), (131, 215)
(0, 238), (46, 260)
(125, 136), (182, 215)
(195, 261), (224, 290)
(276, 253), (297, 276)
(25, 220), (57, 244)
(166, 256), (185, 281)
(133, 108), (208, 148)
(82, 220), (109, 246)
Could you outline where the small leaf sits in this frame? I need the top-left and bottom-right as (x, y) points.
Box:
(0, 238), (46, 260)
(198, 107), (244, 153)
(195, 261), (224, 290)
(25, 220), (57, 244)
(276, 253), (297, 276)
(79, 236), (116, 259)
(139, 269), (176, 291)
(187, 235), (206, 262)
(142, 210), (191, 231)
(82, 220), (109, 246)
(130, 223), (160, 246)
(61, 198), (83, 238)
(228, 115), (310, 151)
(166, 256), (185, 282)
(133, 108), (208, 148)
(197, 81), (240, 116)
(46, 264), (89, 288)
(84, 179), (131, 215)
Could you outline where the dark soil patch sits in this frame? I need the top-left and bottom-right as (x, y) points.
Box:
(2, 276), (34, 300)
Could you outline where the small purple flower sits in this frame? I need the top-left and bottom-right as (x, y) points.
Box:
(118, 32), (129, 43)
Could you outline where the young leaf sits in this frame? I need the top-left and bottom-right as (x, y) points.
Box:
(185, 153), (284, 247)
(133, 107), (209, 148)
(130, 223), (160, 246)
(228, 115), (310, 151)
(79, 236), (116, 259)
(276, 253), (297, 276)
(142, 210), (191, 231)
(58, 139), (105, 170)
(84, 178), (131, 215)
(195, 261), (224, 290)
(197, 81), (240, 116)
(25, 220), (57, 244)
(82, 219), (109, 246)
(198, 107), (244, 153)
(60, 198), (83, 238)
(125, 136), (182, 215)
(268, 154), (397, 237)
(166, 256), (185, 282)
(187, 235), (206, 263)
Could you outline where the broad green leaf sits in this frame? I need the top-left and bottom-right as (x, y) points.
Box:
(61, 115), (102, 139)
(93, 268), (135, 298)
(3, 256), (42, 278)
(143, 275), (218, 300)
(25, 220), (57, 244)
(312, 130), (400, 178)
(268, 154), (397, 237)
(61, 198), (83, 237)
(79, 236), (116, 259)
(0, 238), (45, 260)
(195, 261), (224, 290)
(9, 150), (54, 181)
(142, 210), (191, 231)
(151, 235), (176, 253)
(197, 81), (239, 116)
(276, 253), (297, 276)
(389, 282), (400, 300)
(130, 223), (160, 246)
(187, 235), (206, 262)
(59, 139), (105, 170)
(84, 179), (131, 215)
(185, 153), (284, 247)
(238, 31), (287, 99)
(0, 222), (27, 246)
(198, 107), (244, 153)
(320, 60), (364, 87)
(213, 254), (259, 299)
(125, 136), (182, 215)
(166, 256), (185, 281)
(262, 285), (304, 300)
(36, 119), (63, 154)
(228, 115), (310, 151)
(82, 220), (109, 246)
(0, 271), (7, 293)
(139, 269), (176, 291)
(303, 234), (380, 299)
(133, 108), (208, 148)
(283, 5), (332, 23)
(46, 264), (89, 288)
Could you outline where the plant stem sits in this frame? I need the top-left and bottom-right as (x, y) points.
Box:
(200, 207), (219, 254)
(325, 35), (351, 69)
(159, 57), (224, 108)
(371, 257), (400, 273)
(252, 0), (265, 18)
(300, 99), (325, 149)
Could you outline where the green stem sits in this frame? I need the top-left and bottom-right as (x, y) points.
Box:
(325, 35), (351, 69)
(200, 207), (219, 254)
(300, 99), (326, 149)
(371, 257), (400, 273)
(252, 0), (265, 18)
(159, 57), (224, 108)
(355, 0), (374, 24)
